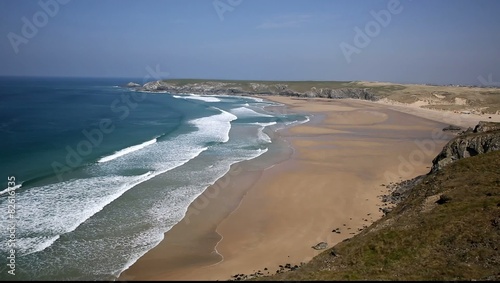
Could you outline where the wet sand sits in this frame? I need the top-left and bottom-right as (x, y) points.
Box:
(119, 96), (458, 281)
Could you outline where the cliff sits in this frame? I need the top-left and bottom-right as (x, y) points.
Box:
(431, 121), (500, 172)
(136, 80), (379, 101)
(379, 121), (500, 215)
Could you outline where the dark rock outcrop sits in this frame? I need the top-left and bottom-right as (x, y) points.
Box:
(380, 175), (425, 207)
(383, 122), (500, 207)
(474, 121), (500, 133)
(442, 125), (462, 132)
(431, 121), (500, 172)
(458, 127), (474, 135)
(306, 87), (375, 100)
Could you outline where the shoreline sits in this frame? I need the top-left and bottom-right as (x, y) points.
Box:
(119, 95), (464, 281)
(118, 104), (297, 280)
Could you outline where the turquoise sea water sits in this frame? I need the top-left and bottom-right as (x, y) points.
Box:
(0, 77), (308, 280)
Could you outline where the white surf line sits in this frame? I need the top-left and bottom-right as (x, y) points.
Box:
(0, 183), (22, 195)
(97, 138), (157, 163)
(21, 235), (60, 256)
(24, 145), (209, 257)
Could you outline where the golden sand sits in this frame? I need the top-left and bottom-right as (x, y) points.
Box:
(119, 96), (462, 281)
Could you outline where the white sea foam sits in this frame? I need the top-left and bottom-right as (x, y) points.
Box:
(98, 138), (157, 163)
(251, 122), (277, 143)
(0, 183), (22, 196)
(257, 128), (271, 143)
(173, 94), (221, 103)
(251, 121), (277, 127)
(257, 147), (269, 155)
(10, 172), (153, 255)
(230, 107), (273, 118)
(242, 96), (264, 103)
(7, 145), (210, 256)
(284, 115), (311, 126)
(3, 111), (232, 256)
(5, 140), (211, 256)
(18, 235), (60, 256)
(190, 108), (237, 143)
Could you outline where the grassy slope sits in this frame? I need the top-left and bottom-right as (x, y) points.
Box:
(354, 81), (500, 114)
(261, 150), (500, 281)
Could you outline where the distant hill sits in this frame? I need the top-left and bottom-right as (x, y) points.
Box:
(127, 79), (500, 115)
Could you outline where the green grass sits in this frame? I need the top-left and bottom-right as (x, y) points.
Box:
(161, 79), (360, 92)
(260, 150), (500, 281)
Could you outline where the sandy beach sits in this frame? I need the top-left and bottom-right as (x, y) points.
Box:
(119, 96), (472, 281)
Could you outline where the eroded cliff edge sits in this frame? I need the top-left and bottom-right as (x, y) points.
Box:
(135, 80), (378, 100)
(431, 121), (500, 173)
(383, 121), (500, 207)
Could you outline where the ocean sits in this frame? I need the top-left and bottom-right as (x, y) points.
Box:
(0, 77), (308, 280)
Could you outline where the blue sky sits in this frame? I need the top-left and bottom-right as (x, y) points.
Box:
(1, 0), (500, 85)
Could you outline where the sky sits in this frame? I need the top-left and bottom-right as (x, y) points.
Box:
(1, 0), (500, 85)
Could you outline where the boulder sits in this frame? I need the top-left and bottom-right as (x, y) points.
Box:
(312, 242), (328, 250)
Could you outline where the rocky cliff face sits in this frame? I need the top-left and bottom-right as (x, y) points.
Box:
(431, 121), (500, 172)
(135, 80), (378, 101)
(305, 87), (375, 100)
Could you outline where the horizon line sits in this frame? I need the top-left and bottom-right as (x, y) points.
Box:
(0, 75), (495, 88)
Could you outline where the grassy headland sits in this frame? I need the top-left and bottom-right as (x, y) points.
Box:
(153, 79), (500, 115)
